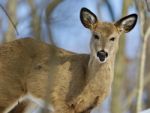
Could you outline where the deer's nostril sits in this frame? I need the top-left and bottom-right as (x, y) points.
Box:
(105, 52), (108, 57)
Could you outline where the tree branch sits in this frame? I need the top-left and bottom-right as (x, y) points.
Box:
(137, 27), (150, 109)
(45, 0), (62, 44)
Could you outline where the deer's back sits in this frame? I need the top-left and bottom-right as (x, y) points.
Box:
(0, 38), (89, 106)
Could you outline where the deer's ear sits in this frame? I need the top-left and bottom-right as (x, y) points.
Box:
(80, 8), (98, 29)
(115, 14), (138, 33)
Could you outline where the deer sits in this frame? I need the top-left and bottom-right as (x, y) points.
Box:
(0, 7), (137, 113)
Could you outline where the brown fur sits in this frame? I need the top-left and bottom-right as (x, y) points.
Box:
(0, 38), (89, 113)
(0, 8), (137, 113)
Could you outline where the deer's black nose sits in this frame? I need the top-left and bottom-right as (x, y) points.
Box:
(97, 50), (108, 62)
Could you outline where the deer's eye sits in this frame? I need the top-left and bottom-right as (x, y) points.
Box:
(110, 37), (115, 41)
(94, 34), (99, 40)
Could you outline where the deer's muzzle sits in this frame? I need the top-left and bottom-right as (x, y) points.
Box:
(97, 50), (108, 62)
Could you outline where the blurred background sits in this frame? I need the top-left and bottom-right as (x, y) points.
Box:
(0, 0), (150, 113)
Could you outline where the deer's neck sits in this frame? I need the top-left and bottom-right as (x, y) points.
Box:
(86, 55), (115, 82)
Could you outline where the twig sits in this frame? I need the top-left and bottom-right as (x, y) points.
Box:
(136, 25), (150, 113)
(0, 4), (19, 35)
(134, 0), (146, 112)
(105, 0), (115, 21)
(124, 73), (150, 112)
(145, 0), (150, 12)
(45, 0), (61, 44)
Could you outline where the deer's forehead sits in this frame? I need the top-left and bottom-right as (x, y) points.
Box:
(93, 22), (118, 37)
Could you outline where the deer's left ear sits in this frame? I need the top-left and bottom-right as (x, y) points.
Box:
(115, 14), (138, 33)
(80, 8), (98, 29)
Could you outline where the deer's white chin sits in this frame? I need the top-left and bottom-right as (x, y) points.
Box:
(99, 59), (107, 63)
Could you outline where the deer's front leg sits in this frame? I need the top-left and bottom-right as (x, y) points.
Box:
(73, 95), (90, 112)
(69, 84), (98, 112)
(69, 93), (94, 113)
(69, 79), (108, 113)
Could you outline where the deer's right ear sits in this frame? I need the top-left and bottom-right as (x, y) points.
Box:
(80, 8), (98, 29)
(114, 14), (138, 33)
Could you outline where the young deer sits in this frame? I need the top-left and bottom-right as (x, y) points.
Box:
(0, 8), (137, 113)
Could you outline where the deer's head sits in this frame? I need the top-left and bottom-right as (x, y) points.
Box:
(80, 8), (138, 63)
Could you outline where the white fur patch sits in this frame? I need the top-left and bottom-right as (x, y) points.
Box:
(25, 93), (55, 112)
(24, 102), (40, 113)
(122, 17), (135, 26)
(3, 93), (54, 113)
(3, 101), (18, 113)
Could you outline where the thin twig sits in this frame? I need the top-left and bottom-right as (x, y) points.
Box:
(0, 4), (19, 35)
(105, 0), (115, 21)
(136, 25), (150, 113)
(135, 0), (146, 112)
(145, 0), (150, 12)
(124, 73), (150, 112)
(45, 0), (61, 44)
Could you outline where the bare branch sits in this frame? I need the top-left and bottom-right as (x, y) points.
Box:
(28, 0), (41, 40)
(124, 72), (150, 112)
(135, 0), (150, 112)
(0, 4), (19, 36)
(104, 0), (115, 21)
(45, 0), (62, 44)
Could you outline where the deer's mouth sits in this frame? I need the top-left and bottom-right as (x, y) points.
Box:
(98, 57), (106, 62)
(97, 50), (108, 63)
